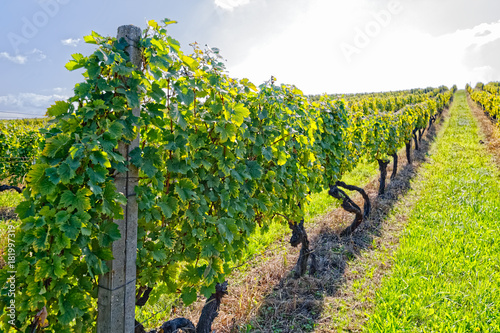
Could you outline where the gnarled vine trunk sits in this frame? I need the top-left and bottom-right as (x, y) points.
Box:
(0, 185), (23, 193)
(377, 159), (390, 195)
(135, 287), (153, 307)
(329, 181), (370, 237)
(405, 140), (412, 164)
(390, 153), (398, 180)
(289, 219), (317, 277)
(134, 282), (228, 333)
(428, 115), (436, 130)
(413, 129), (419, 151)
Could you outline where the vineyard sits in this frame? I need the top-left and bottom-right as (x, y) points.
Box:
(0, 119), (47, 189)
(0, 19), (499, 333)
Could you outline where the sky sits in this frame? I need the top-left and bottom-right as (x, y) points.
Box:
(1, 0), (500, 119)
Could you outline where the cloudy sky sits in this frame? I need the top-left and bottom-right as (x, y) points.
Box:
(1, 0), (499, 119)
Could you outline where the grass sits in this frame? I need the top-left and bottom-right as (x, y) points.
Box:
(365, 91), (500, 332)
(306, 160), (379, 219)
(0, 191), (22, 208)
(0, 191), (22, 268)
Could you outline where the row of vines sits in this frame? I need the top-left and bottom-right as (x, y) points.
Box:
(0, 19), (454, 332)
(467, 81), (500, 126)
(0, 119), (47, 189)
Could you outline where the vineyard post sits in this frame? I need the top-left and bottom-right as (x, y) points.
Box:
(97, 25), (142, 333)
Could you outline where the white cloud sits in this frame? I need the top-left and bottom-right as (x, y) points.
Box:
(0, 92), (69, 117)
(226, 0), (378, 93)
(0, 49), (46, 64)
(224, 1), (500, 94)
(61, 38), (81, 47)
(214, 0), (251, 11)
(29, 49), (47, 62)
(53, 87), (68, 94)
(0, 52), (27, 64)
(0, 93), (65, 108)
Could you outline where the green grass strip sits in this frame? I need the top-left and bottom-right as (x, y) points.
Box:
(365, 90), (500, 332)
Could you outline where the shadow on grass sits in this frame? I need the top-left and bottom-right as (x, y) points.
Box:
(238, 113), (445, 332)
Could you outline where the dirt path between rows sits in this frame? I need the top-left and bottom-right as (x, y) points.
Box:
(163, 106), (451, 333)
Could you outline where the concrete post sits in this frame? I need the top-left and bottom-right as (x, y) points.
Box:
(97, 25), (142, 333)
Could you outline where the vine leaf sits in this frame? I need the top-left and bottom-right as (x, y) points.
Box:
(59, 189), (92, 213)
(175, 179), (197, 202)
(46, 101), (70, 117)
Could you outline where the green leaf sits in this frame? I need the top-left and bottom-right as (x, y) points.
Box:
(102, 181), (124, 218)
(46, 101), (70, 117)
(61, 215), (83, 240)
(59, 188), (92, 213)
(55, 210), (71, 225)
(26, 163), (48, 186)
(159, 230), (174, 248)
(18, 261), (30, 277)
(163, 18), (178, 26)
(39, 177), (57, 196)
(201, 283), (216, 298)
(27, 164), (56, 196)
(215, 123), (237, 143)
(83, 31), (103, 44)
(87, 165), (107, 184)
(257, 193), (272, 210)
(246, 161), (263, 179)
(158, 196), (179, 218)
(90, 151), (111, 168)
(262, 147), (273, 161)
(277, 150), (288, 166)
(181, 287), (197, 306)
(34, 258), (52, 281)
(107, 120), (124, 139)
(16, 200), (35, 220)
(59, 162), (77, 184)
(217, 218), (235, 243)
(142, 146), (160, 177)
(175, 179), (197, 202)
(180, 54), (199, 71)
(65, 53), (85, 70)
(43, 133), (72, 158)
(52, 233), (71, 253)
(152, 249), (167, 262)
(231, 103), (250, 126)
(46, 167), (61, 184)
(170, 104), (188, 130)
(100, 221), (121, 246)
(150, 82), (166, 102)
(95, 247), (114, 261)
(53, 256), (66, 278)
